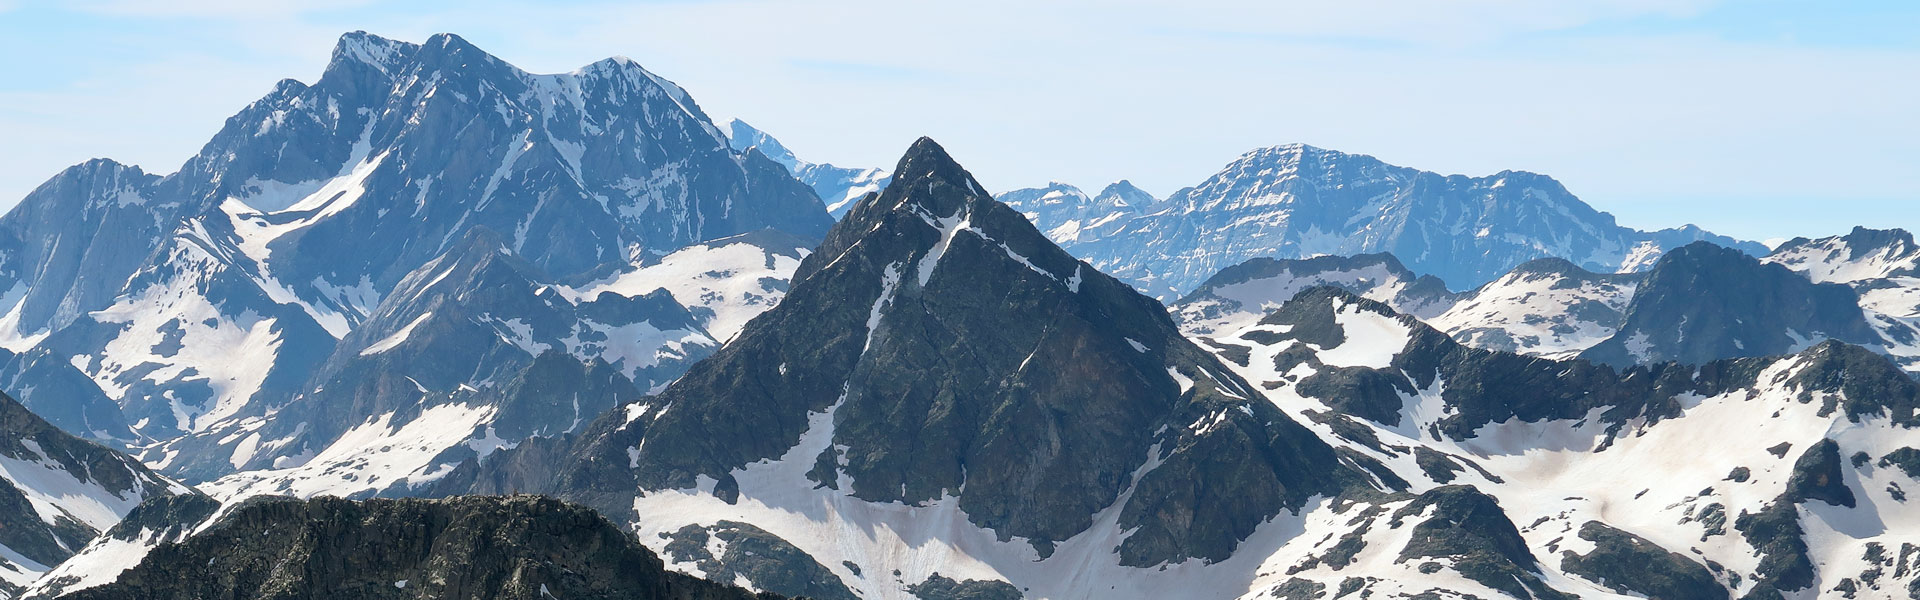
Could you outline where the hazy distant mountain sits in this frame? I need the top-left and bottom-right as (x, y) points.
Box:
(1019, 144), (1762, 301)
(996, 180), (1151, 244)
(728, 119), (890, 218)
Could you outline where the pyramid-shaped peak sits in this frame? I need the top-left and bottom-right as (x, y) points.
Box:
(727, 119), (770, 145)
(725, 119), (798, 166)
(896, 137), (962, 177)
(868, 137), (996, 218)
(558, 134), (1348, 571)
(1093, 179), (1154, 209)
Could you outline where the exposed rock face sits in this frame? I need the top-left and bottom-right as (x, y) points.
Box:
(1209, 286), (1696, 439)
(1558, 521), (1727, 600)
(1035, 144), (1760, 301)
(1175, 232), (1920, 377)
(1221, 286), (1919, 442)
(0, 160), (187, 338)
(152, 225), (700, 492)
(660, 521), (859, 600)
(1583, 241), (1883, 368)
(56, 496), (780, 600)
(19, 26), (1920, 600)
(0, 390), (187, 595)
(420, 145), (1920, 599)
(905, 574), (1023, 600)
(212, 32), (828, 291)
(1782, 439), (1855, 508)
(1092, 181), (1156, 214)
(1390, 486), (1568, 600)
(21, 493), (222, 599)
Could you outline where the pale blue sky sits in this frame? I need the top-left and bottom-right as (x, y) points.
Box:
(1, 1), (1915, 243)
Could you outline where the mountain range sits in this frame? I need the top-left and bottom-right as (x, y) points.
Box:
(740, 123), (1765, 302)
(0, 31), (832, 499)
(1011, 144), (1765, 301)
(1, 29), (1916, 600)
(432, 139), (1919, 600)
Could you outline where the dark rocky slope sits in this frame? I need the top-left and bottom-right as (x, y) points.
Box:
(1583, 241), (1882, 368)
(449, 138), (1366, 580)
(60, 495), (780, 600)
(0, 390), (187, 597)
